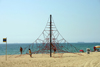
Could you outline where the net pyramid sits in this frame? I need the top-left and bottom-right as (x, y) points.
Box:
(22, 15), (80, 55)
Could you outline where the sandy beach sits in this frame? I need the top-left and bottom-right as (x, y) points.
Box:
(0, 52), (100, 67)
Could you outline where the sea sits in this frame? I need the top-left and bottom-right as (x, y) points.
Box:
(0, 43), (100, 55)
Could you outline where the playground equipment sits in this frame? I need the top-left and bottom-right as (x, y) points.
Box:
(22, 15), (81, 57)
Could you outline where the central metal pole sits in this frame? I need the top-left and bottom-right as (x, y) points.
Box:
(50, 15), (52, 57)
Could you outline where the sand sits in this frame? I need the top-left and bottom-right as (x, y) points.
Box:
(0, 52), (100, 67)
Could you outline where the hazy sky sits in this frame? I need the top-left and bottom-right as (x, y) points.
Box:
(0, 0), (100, 43)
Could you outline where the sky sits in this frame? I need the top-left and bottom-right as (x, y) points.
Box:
(0, 0), (100, 43)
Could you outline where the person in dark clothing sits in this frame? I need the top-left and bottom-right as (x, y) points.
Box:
(20, 47), (23, 54)
(51, 43), (57, 54)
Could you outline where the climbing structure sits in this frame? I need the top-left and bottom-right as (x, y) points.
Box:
(21, 15), (80, 57)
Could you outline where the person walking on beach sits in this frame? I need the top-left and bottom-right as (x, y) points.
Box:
(20, 47), (23, 54)
(29, 49), (32, 57)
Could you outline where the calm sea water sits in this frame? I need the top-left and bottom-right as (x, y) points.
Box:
(0, 43), (100, 55)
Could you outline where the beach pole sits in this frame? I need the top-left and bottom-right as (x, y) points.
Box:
(3, 38), (7, 61)
(50, 15), (52, 57)
(6, 37), (7, 61)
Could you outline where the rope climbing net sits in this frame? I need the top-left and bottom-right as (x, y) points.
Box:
(9, 15), (82, 58)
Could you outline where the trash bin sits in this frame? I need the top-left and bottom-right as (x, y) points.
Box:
(86, 48), (90, 54)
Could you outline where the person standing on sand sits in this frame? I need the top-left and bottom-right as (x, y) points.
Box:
(93, 46), (96, 51)
(20, 47), (23, 54)
(29, 49), (32, 57)
(53, 47), (56, 54)
(51, 44), (57, 54)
